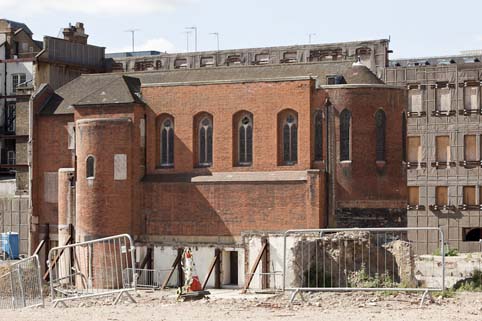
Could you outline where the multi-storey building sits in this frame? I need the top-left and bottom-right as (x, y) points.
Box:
(383, 54), (482, 252)
(0, 20), (43, 175)
(0, 20), (107, 255)
(31, 41), (407, 285)
(107, 39), (390, 78)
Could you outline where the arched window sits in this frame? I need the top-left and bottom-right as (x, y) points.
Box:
(198, 116), (213, 166)
(340, 109), (351, 161)
(86, 156), (95, 178)
(160, 117), (174, 167)
(375, 109), (386, 161)
(237, 114), (253, 166)
(314, 111), (323, 161)
(282, 112), (298, 164)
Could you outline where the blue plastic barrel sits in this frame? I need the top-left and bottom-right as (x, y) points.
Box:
(1, 232), (19, 259)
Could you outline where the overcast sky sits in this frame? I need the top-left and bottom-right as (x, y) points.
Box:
(0, 0), (481, 59)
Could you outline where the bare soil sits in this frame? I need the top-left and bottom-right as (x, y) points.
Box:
(4, 289), (482, 321)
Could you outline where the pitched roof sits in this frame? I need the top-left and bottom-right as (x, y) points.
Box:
(129, 61), (383, 86)
(41, 61), (383, 115)
(0, 19), (33, 35)
(40, 74), (142, 115)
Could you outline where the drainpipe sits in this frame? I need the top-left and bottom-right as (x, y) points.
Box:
(27, 88), (34, 255)
(325, 97), (336, 227)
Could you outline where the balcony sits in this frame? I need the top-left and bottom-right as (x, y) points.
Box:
(430, 161), (457, 169)
(407, 111), (426, 118)
(407, 205), (425, 211)
(406, 161), (427, 169)
(458, 204), (481, 211)
(459, 108), (482, 116)
(429, 204), (456, 211)
(431, 110), (456, 117)
(459, 160), (482, 168)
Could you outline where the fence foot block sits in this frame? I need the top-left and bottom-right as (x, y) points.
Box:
(114, 290), (136, 305)
(53, 300), (68, 308)
(419, 290), (433, 307)
(289, 289), (306, 304)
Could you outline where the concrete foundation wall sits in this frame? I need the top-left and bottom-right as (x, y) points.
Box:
(415, 253), (482, 289)
(151, 245), (245, 289)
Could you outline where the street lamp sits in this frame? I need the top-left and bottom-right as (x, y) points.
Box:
(125, 29), (140, 53)
(308, 33), (316, 44)
(185, 26), (198, 51)
(183, 31), (192, 52)
(209, 32), (220, 51)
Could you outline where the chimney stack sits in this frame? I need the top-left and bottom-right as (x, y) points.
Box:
(63, 22), (88, 45)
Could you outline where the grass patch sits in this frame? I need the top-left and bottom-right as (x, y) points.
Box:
(453, 269), (482, 291)
(347, 263), (396, 288)
(433, 245), (458, 257)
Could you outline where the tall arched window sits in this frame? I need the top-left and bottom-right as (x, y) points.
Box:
(238, 114), (253, 166)
(340, 109), (351, 161)
(375, 109), (386, 161)
(86, 155), (95, 178)
(282, 112), (298, 164)
(314, 111), (323, 161)
(160, 117), (174, 167)
(198, 116), (213, 166)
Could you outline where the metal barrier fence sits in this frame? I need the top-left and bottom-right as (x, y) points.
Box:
(123, 268), (172, 289)
(245, 271), (284, 292)
(0, 255), (44, 309)
(48, 234), (137, 307)
(283, 227), (445, 303)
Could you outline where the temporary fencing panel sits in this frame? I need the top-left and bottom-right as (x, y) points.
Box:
(48, 234), (136, 307)
(282, 228), (445, 303)
(0, 255), (44, 309)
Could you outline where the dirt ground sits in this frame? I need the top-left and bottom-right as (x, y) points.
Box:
(3, 289), (482, 321)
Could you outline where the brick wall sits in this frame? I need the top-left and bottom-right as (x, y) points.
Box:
(143, 171), (324, 236)
(15, 95), (29, 192)
(141, 80), (313, 173)
(314, 86), (407, 226)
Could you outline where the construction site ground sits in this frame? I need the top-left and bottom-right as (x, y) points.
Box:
(4, 289), (482, 321)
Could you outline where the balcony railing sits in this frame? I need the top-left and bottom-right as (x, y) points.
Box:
(431, 110), (456, 117)
(458, 109), (482, 116)
(430, 161), (457, 169)
(407, 111), (426, 118)
(458, 204), (481, 211)
(459, 160), (482, 168)
(407, 205), (425, 210)
(406, 161), (427, 169)
(429, 204), (456, 211)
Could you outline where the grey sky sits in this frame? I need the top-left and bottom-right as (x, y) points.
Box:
(0, 0), (480, 58)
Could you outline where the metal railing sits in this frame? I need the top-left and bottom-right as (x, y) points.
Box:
(282, 227), (445, 303)
(48, 234), (137, 307)
(0, 255), (44, 309)
(245, 271), (284, 292)
(123, 268), (172, 289)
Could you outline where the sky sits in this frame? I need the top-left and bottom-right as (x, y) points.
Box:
(0, 0), (481, 59)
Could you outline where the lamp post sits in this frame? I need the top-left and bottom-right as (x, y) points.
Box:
(209, 32), (220, 51)
(185, 26), (198, 51)
(125, 29), (140, 52)
(184, 31), (192, 52)
(308, 33), (316, 44)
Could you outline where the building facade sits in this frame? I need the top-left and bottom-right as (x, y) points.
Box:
(383, 54), (482, 252)
(31, 59), (407, 286)
(0, 20), (107, 254)
(107, 39), (390, 79)
(0, 20), (42, 176)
